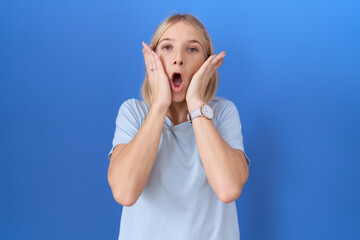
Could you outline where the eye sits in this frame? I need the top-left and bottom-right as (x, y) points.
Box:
(188, 47), (198, 53)
(162, 45), (171, 50)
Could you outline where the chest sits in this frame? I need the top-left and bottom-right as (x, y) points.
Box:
(150, 128), (208, 195)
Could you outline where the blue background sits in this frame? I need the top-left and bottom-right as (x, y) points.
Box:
(1, 0), (359, 239)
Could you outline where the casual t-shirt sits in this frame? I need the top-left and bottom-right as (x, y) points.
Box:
(108, 97), (251, 240)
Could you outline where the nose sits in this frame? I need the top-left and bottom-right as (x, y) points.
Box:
(172, 50), (184, 66)
(173, 59), (184, 66)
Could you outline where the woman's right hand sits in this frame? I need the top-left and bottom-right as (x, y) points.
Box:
(142, 41), (171, 110)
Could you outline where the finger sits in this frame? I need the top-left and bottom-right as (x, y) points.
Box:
(214, 56), (224, 70)
(142, 42), (153, 69)
(209, 55), (225, 77)
(153, 51), (165, 72)
(142, 43), (156, 88)
(148, 45), (157, 70)
(210, 51), (226, 66)
(142, 42), (152, 74)
(196, 54), (217, 76)
(207, 52), (225, 73)
(197, 53), (224, 80)
(144, 42), (157, 70)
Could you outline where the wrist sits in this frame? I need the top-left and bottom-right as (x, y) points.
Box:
(186, 99), (204, 112)
(151, 102), (169, 115)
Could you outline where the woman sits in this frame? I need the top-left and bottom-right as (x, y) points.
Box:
(107, 13), (250, 240)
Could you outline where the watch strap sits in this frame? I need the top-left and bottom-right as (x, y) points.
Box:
(187, 105), (203, 123)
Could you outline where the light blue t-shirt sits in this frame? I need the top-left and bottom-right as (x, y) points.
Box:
(108, 97), (250, 240)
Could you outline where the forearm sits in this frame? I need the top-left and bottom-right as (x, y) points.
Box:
(108, 104), (167, 205)
(191, 116), (249, 203)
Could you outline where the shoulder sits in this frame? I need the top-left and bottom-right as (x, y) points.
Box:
(120, 98), (149, 112)
(116, 98), (150, 121)
(209, 96), (238, 114)
(120, 98), (148, 109)
(209, 96), (241, 128)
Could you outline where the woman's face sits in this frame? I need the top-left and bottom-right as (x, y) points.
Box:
(155, 21), (207, 103)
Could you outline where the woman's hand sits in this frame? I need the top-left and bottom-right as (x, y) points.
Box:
(142, 41), (171, 110)
(186, 51), (226, 111)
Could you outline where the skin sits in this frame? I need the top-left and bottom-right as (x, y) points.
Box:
(108, 23), (249, 206)
(142, 21), (226, 125)
(138, 21), (249, 203)
(107, 21), (248, 207)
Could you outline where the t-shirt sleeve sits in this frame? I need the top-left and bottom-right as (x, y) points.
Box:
(108, 99), (141, 160)
(216, 100), (251, 167)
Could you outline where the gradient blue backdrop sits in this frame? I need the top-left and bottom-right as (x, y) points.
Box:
(1, 0), (359, 239)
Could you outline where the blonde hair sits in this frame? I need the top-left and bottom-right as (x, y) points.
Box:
(140, 13), (218, 106)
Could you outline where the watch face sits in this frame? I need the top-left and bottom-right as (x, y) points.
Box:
(202, 104), (214, 119)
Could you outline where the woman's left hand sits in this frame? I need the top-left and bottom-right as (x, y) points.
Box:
(186, 51), (226, 111)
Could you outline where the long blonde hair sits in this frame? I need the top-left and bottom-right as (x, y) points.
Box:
(140, 13), (219, 106)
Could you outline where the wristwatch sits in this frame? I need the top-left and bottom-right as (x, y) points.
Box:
(187, 103), (214, 123)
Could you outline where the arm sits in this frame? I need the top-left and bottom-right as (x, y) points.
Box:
(188, 101), (249, 204)
(108, 41), (172, 207)
(185, 51), (249, 203)
(107, 104), (167, 207)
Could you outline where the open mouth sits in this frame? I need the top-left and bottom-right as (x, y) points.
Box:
(170, 72), (184, 92)
(172, 73), (182, 87)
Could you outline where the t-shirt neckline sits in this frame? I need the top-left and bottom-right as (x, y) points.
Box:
(164, 116), (191, 130)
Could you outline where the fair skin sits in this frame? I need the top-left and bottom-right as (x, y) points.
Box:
(145, 21), (225, 124)
(144, 21), (249, 200)
(107, 21), (249, 206)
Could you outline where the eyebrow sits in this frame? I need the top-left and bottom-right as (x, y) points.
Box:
(159, 38), (202, 45)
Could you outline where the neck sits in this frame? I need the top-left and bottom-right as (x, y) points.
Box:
(166, 101), (189, 125)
